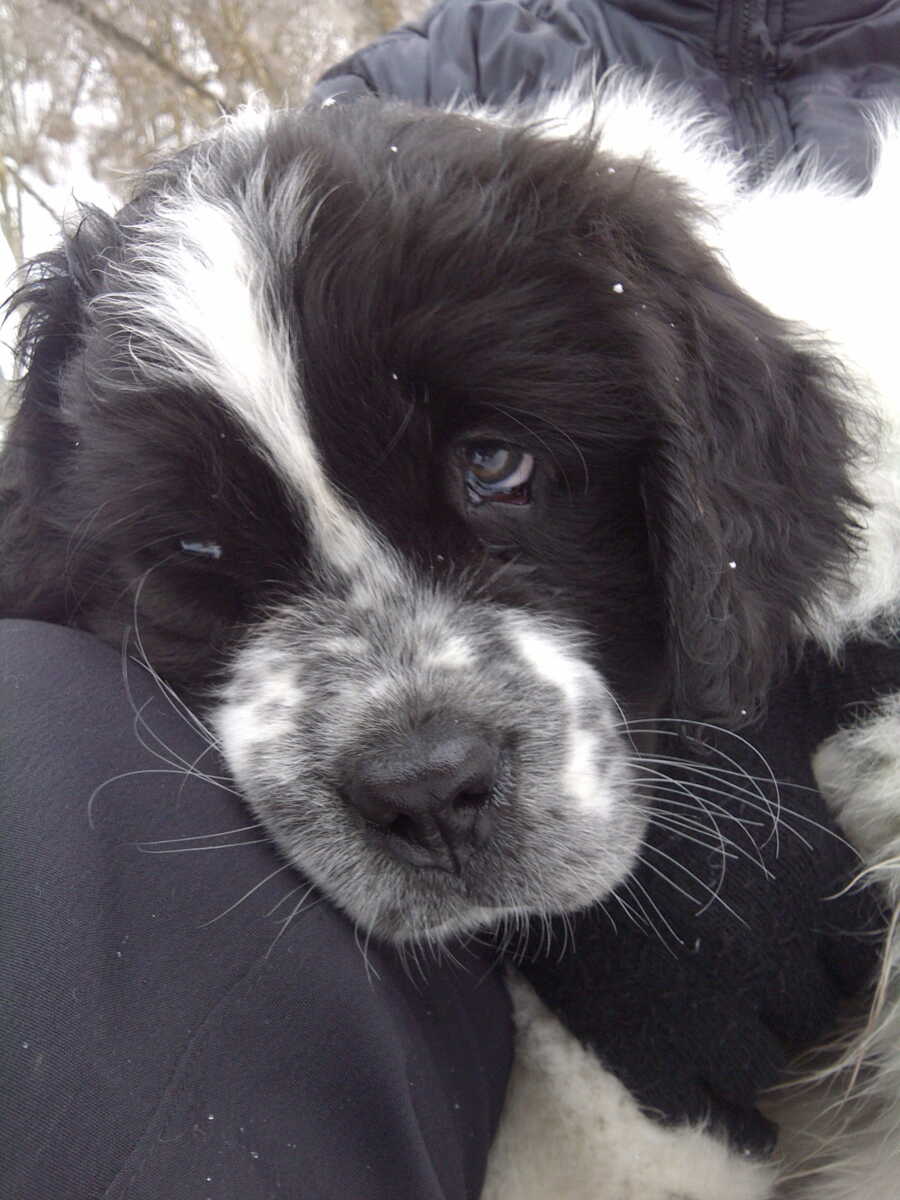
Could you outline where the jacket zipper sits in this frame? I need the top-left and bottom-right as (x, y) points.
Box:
(720, 0), (786, 186)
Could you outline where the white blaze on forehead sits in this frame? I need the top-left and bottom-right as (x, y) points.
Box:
(509, 620), (611, 813)
(102, 190), (392, 582)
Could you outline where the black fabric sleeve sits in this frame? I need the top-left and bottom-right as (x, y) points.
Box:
(0, 620), (512, 1200)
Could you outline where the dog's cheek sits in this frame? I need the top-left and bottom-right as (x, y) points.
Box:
(213, 644), (307, 786)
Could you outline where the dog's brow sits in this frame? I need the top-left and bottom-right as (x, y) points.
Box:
(103, 190), (398, 585)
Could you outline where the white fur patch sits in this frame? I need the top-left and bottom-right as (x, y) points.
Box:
(424, 636), (476, 670)
(463, 69), (744, 221)
(101, 189), (398, 586)
(482, 973), (776, 1200)
(215, 652), (304, 777)
(813, 692), (900, 865)
(508, 619), (612, 813)
(715, 124), (900, 647)
(754, 696), (900, 1200)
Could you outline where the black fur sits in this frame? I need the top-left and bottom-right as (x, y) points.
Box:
(0, 91), (883, 1158)
(0, 100), (864, 723)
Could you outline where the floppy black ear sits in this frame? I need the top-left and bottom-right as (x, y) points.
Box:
(640, 269), (866, 724)
(0, 207), (120, 618)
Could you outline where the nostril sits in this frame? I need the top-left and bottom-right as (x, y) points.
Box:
(383, 812), (419, 843)
(346, 787), (400, 831)
(453, 787), (496, 825)
(455, 786), (492, 809)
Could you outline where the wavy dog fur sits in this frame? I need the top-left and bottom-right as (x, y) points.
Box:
(1, 84), (882, 938)
(3, 77), (900, 1196)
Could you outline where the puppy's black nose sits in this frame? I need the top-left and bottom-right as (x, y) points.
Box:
(346, 723), (498, 873)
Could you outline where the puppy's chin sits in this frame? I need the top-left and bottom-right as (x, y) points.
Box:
(233, 780), (649, 946)
(271, 795), (648, 946)
(213, 598), (650, 944)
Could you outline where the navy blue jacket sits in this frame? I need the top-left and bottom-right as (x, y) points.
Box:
(312, 0), (900, 189)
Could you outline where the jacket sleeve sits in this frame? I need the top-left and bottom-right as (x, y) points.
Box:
(307, 0), (726, 111)
(307, 0), (900, 192)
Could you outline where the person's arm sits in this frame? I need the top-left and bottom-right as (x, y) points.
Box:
(0, 620), (512, 1200)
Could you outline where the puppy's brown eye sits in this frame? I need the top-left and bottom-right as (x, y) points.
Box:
(463, 443), (535, 505)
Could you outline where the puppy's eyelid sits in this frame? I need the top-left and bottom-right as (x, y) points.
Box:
(179, 539), (224, 560)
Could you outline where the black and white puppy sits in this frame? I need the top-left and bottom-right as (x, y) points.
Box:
(5, 80), (896, 948)
(4, 76), (900, 1199)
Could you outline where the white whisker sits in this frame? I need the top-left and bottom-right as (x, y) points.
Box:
(201, 862), (295, 926)
(642, 840), (748, 926)
(137, 838), (271, 853)
(265, 884), (322, 959)
(620, 873), (682, 953)
(139, 822), (263, 846)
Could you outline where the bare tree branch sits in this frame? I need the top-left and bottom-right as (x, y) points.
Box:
(0, 0), (431, 253)
(1, 158), (63, 226)
(47, 0), (230, 113)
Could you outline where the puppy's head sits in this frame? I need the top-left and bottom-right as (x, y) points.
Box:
(1, 99), (863, 941)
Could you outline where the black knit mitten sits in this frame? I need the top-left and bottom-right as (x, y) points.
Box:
(518, 649), (887, 1154)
